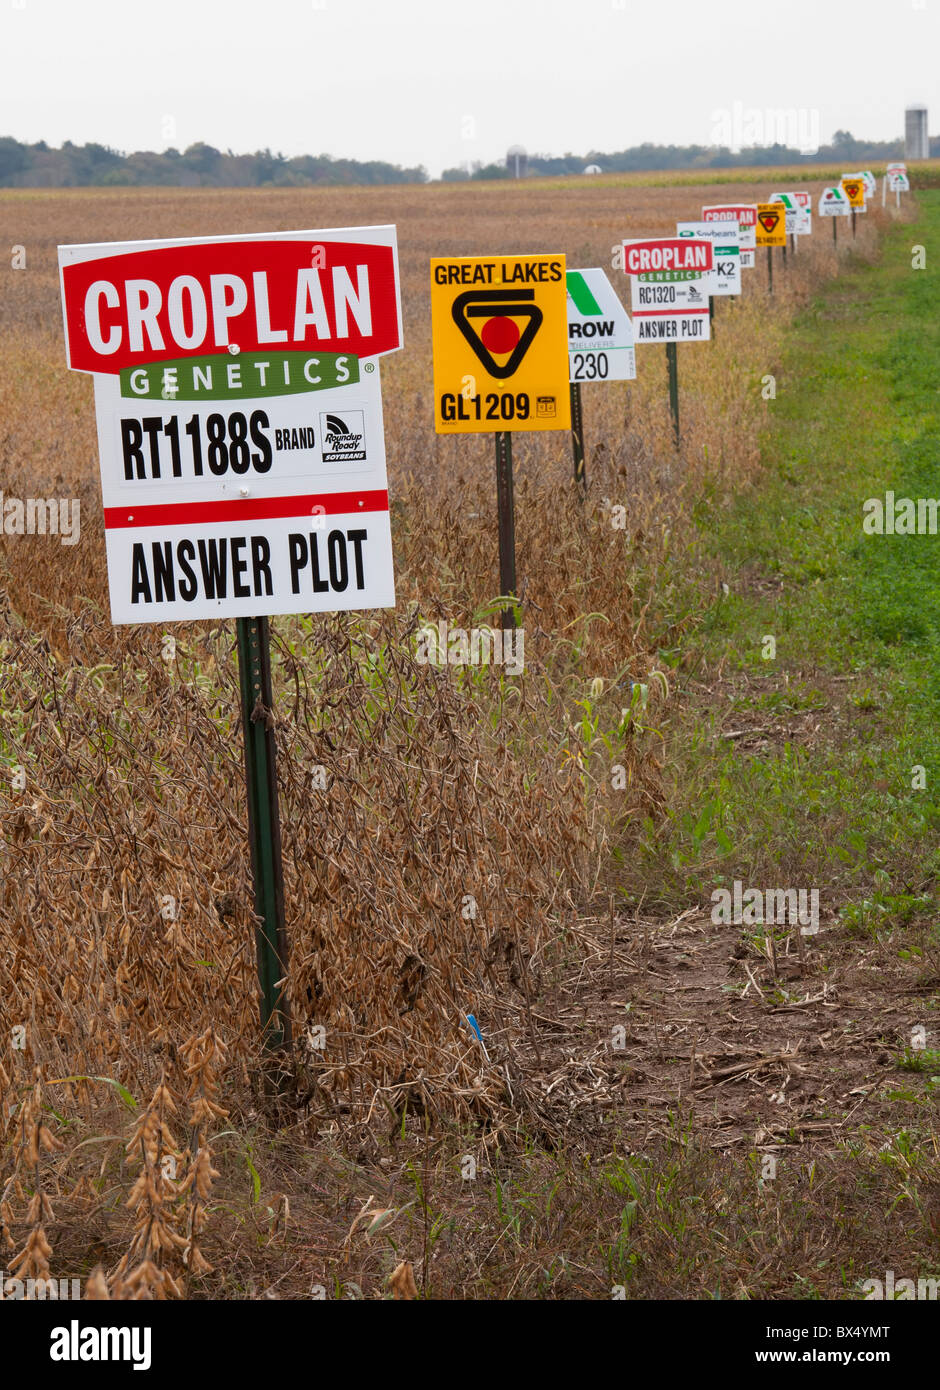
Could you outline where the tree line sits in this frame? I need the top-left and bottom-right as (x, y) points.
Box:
(0, 131), (933, 189)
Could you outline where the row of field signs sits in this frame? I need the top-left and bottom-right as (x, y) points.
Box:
(58, 167), (909, 625)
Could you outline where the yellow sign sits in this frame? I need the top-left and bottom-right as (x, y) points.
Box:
(841, 178), (865, 209)
(430, 254), (570, 433)
(755, 203), (786, 247)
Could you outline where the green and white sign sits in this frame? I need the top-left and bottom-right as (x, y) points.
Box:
(770, 192), (811, 237)
(566, 268), (635, 382)
(676, 221), (741, 296)
(819, 186), (851, 217)
(768, 193), (798, 235)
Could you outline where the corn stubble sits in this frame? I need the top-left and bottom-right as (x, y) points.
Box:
(0, 179), (894, 1295)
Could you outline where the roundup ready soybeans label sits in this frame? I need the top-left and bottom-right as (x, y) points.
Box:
(58, 227), (403, 625)
(622, 237), (713, 342)
(430, 254), (570, 433)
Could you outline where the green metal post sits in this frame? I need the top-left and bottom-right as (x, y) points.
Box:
(666, 341), (679, 446)
(570, 380), (586, 496)
(236, 615), (290, 1049)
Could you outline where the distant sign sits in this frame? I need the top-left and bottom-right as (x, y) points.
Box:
(755, 203), (786, 247)
(677, 221), (741, 296)
(58, 227), (403, 625)
(770, 192), (812, 237)
(792, 191), (813, 236)
(622, 238), (713, 343)
(887, 170), (911, 192)
(769, 193), (799, 235)
(430, 254), (570, 432)
(819, 186), (851, 217)
(840, 177), (866, 209)
(566, 268), (635, 382)
(703, 204), (757, 269)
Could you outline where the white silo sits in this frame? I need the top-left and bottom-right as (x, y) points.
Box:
(905, 106), (929, 161)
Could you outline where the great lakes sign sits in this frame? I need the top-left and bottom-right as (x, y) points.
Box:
(566, 268), (636, 381)
(755, 203), (786, 247)
(59, 227), (403, 624)
(840, 175), (867, 209)
(622, 237), (713, 342)
(430, 254), (570, 432)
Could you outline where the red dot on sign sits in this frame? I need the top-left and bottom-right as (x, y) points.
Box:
(480, 316), (520, 354)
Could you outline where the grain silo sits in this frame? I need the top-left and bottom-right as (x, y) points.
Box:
(506, 145), (527, 179)
(905, 106), (929, 161)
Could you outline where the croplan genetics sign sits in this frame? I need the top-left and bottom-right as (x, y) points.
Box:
(58, 228), (402, 624)
(702, 205), (757, 269)
(622, 237), (713, 342)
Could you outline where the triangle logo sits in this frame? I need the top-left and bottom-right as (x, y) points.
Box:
(451, 289), (543, 379)
(758, 210), (780, 234)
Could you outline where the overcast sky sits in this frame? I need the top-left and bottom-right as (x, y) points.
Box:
(1, 0), (935, 177)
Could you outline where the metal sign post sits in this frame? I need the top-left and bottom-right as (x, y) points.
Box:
(767, 246), (774, 296)
(666, 342), (680, 446)
(236, 615), (290, 1049)
(494, 431), (517, 630)
(570, 381), (586, 494)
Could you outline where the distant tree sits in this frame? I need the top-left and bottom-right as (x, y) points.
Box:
(470, 162), (510, 180)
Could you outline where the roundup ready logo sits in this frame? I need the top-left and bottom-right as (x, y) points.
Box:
(320, 410), (366, 462)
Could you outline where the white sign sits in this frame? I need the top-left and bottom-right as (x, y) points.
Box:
(702, 204), (757, 269)
(793, 191), (813, 237)
(566, 268), (635, 382)
(58, 227), (403, 625)
(819, 186), (851, 217)
(676, 221), (741, 296)
(622, 238), (713, 343)
(769, 193), (799, 235)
